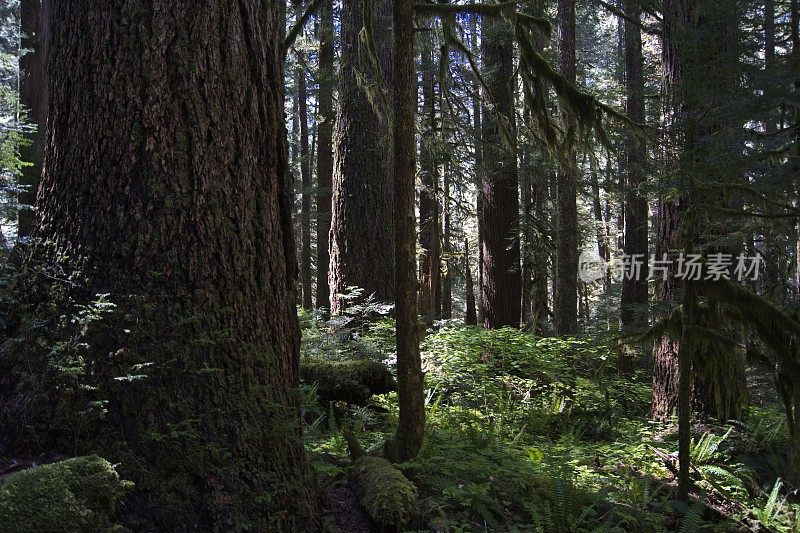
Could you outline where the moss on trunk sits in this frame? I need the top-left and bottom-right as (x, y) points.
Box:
(349, 456), (418, 531)
(301, 358), (396, 404)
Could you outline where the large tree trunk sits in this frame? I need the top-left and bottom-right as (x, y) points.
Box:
(553, 0), (579, 336)
(329, 0), (394, 314)
(17, 0), (50, 240)
(419, 39), (440, 324)
(652, 0), (747, 422)
(315, 0), (334, 310)
(385, 0), (424, 463)
(2, 2), (319, 529)
(618, 0), (648, 372)
(480, 14), (521, 329)
(294, 0), (313, 310)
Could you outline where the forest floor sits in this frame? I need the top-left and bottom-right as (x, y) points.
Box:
(300, 314), (799, 532)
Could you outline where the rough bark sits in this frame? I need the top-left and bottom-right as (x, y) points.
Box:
(329, 0), (394, 314)
(554, 0), (579, 336)
(619, 0), (648, 372)
(315, 0), (334, 310)
(480, 14), (521, 329)
(17, 0), (50, 240)
(2, 2), (320, 528)
(385, 0), (425, 463)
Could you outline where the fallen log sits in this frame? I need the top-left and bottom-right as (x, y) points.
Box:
(301, 358), (396, 405)
(341, 428), (418, 532)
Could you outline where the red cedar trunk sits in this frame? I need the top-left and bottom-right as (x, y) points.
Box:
(651, 0), (688, 420)
(315, 0), (334, 310)
(7, 1), (320, 528)
(619, 0), (649, 371)
(554, 0), (579, 335)
(480, 15), (521, 329)
(652, 0), (748, 422)
(17, 0), (50, 239)
(385, 0), (424, 463)
(419, 40), (440, 323)
(329, 0), (394, 314)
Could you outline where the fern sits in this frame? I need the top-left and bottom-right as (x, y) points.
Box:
(678, 501), (709, 533)
(690, 428), (731, 464)
(752, 479), (786, 529)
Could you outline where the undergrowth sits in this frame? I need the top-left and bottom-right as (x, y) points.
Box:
(299, 315), (799, 532)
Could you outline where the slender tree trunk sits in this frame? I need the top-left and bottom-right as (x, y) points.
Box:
(315, 0), (334, 311)
(17, 0), (50, 240)
(554, 0), (579, 335)
(619, 0), (649, 372)
(465, 238), (477, 325)
(792, 0), (800, 302)
(291, 57), (300, 308)
(589, 158), (610, 291)
(385, 0), (424, 463)
(521, 128), (533, 323)
(419, 39), (440, 324)
(471, 14), (485, 326)
(442, 162), (453, 319)
(3, 1), (320, 528)
(531, 170), (549, 334)
(480, 13), (521, 329)
(294, 0), (312, 310)
(524, 1), (549, 335)
(678, 277), (697, 500)
(329, 0), (394, 314)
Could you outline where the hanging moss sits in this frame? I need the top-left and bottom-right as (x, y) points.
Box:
(349, 456), (418, 531)
(0, 455), (133, 532)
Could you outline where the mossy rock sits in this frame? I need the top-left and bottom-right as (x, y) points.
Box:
(349, 456), (418, 531)
(0, 455), (134, 532)
(300, 358), (396, 405)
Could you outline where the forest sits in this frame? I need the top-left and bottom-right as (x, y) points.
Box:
(0, 0), (798, 531)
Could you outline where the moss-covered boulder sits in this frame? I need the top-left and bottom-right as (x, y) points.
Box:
(349, 456), (418, 531)
(301, 358), (397, 405)
(0, 455), (134, 532)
